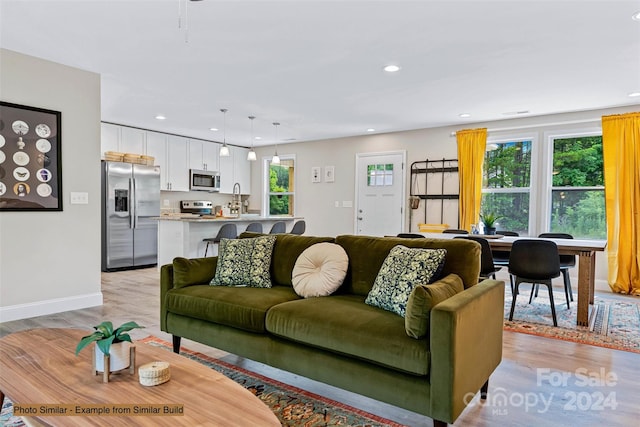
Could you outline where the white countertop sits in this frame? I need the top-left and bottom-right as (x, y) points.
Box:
(155, 214), (302, 222)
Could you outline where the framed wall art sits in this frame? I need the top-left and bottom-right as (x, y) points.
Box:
(0, 101), (62, 211)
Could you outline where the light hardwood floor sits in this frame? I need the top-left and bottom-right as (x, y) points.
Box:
(1, 268), (638, 427)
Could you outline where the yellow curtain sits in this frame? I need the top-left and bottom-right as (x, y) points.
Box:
(456, 128), (487, 231)
(602, 112), (640, 295)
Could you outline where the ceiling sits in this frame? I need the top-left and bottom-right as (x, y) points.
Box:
(1, 0), (639, 147)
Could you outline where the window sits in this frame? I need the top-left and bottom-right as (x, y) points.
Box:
(550, 135), (605, 239)
(265, 156), (295, 216)
(367, 163), (394, 186)
(480, 129), (605, 239)
(481, 139), (532, 235)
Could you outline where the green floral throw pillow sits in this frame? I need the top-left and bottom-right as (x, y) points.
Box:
(210, 235), (277, 288)
(365, 245), (447, 317)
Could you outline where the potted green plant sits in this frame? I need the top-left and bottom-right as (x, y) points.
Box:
(76, 321), (144, 372)
(480, 212), (503, 235)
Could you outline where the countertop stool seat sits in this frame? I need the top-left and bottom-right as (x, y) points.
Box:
(245, 222), (263, 233)
(203, 223), (237, 256)
(269, 221), (287, 234)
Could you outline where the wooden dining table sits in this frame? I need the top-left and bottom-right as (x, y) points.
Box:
(420, 233), (607, 326)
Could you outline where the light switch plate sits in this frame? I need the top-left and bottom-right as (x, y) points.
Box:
(70, 192), (89, 204)
(342, 201), (353, 208)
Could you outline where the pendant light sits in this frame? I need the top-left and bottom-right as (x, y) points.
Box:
(271, 122), (281, 165)
(219, 108), (230, 157)
(247, 116), (257, 161)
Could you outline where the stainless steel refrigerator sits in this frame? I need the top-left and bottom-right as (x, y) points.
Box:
(101, 161), (160, 271)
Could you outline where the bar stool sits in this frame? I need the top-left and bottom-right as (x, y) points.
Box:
(289, 220), (306, 235)
(245, 223), (263, 233)
(203, 223), (237, 257)
(269, 221), (286, 234)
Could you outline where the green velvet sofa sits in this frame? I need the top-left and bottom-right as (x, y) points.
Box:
(160, 233), (505, 426)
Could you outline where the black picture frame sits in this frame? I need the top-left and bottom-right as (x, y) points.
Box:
(0, 101), (63, 211)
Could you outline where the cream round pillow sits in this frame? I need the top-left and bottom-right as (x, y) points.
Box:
(292, 243), (349, 298)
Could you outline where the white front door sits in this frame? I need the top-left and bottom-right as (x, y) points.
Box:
(355, 151), (405, 236)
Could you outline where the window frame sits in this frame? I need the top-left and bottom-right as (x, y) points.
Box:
(262, 154), (296, 217)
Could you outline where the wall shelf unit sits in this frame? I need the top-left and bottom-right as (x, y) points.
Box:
(409, 158), (459, 230)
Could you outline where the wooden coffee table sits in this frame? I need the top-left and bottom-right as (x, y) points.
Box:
(0, 328), (280, 426)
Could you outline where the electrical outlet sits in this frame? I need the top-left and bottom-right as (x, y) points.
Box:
(163, 199), (170, 207)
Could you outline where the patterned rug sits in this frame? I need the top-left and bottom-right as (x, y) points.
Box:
(1, 336), (407, 427)
(503, 287), (640, 353)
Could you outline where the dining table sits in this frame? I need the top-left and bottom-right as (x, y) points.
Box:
(419, 233), (607, 326)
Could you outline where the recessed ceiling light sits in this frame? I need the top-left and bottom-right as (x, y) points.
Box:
(155, 115), (166, 120)
(367, 128), (376, 132)
(632, 11), (640, 21)
(628, 92), (640, 97)
(459, 113), (471, 118)
(209, 127), (218, 131)
(383, 65), (400, 73)
(255, 136), (262, 140)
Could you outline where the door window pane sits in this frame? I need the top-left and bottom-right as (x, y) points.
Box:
(367, 163), (393, 186)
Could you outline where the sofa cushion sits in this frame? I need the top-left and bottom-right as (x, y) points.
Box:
(266, 295), (430, 376)
(405, 273), (464, 339)
(172, 256), (217, 288)
(240, 232), (336, 287)
(165, 285), (300, 333)
(365, 245), (447, 317)
(292, 243), (349, 298)
(211, 235), (277, 288)
(335, 235), (481, 295)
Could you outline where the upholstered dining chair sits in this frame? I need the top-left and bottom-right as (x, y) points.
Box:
(269, 221), (287, 234)
(289, 220), (306, 235)
(539, 232), (575, 307)
(203, 223), (237, 256)
(508, 239), (561, 327)
(442, 229), (468, 234)
(455, 236), (501, 280)
(245, 222), (263, 233)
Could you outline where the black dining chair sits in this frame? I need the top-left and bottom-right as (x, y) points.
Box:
(539, 233), (575, 306)
(269, 221), (287, 234)
(508, 239), (561, 327)
(443, 229), (468, 234)
(289, 220), (306, 235)
(397, 233), (426, 239)
(455, 236), (501, 280)
(203, 223), (237, 257)
(245, 222), (263, 233)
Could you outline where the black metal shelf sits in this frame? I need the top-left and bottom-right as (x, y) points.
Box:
(409, 158), (459, 231)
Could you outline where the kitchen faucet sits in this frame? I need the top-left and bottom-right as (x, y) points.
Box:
(231, 182), (241, 215)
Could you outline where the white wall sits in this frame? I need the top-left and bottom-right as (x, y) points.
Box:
(249, 105), (639, 291)
(0, 49), (102, 321)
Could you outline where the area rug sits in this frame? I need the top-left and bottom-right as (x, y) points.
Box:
(503, 287), (640, 353)
(0, 336), (407, 427)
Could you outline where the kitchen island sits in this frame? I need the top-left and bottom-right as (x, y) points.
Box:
(156, 215), (301, 267)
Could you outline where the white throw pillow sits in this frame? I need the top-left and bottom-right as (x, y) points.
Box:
(292, 243), (349, 298)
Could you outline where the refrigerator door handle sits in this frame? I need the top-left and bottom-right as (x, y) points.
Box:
(129, 178), (136, 229)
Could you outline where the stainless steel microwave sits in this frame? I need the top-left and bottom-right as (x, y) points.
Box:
(190, 169), (221, 192)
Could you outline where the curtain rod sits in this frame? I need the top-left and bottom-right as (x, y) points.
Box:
(449, 117), (601, 137)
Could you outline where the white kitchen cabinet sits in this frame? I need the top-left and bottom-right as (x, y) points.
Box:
(219, 146), (251, 195)
(120, 127), (145, 154)
(189, 139), (220, 171)
(146, 132), (189, 191)
(101, 123), (120, 156)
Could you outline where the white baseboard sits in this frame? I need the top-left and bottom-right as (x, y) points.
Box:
(0, 292), (103, 323)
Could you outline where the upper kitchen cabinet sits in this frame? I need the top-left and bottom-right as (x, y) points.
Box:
(189, 139), (219, 172)
(120, 127), (145, 154)
(219, 146), (251, 195)
(101, 123), (146, 156)
(101, 123), (120, 156)
(146, 132), (189, 192)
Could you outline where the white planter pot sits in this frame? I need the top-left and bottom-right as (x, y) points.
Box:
(94, 341), (131, 372)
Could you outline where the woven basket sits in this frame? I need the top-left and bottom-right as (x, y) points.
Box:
(140, 155), (155, 166)
(138, 361), (171, 386)
(104, 151), (124, 162)
(123, 153), (145, 164)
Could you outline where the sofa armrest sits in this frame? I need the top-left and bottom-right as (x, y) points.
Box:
(160, 263), (175, 332)
(429, 279), (505, 423)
